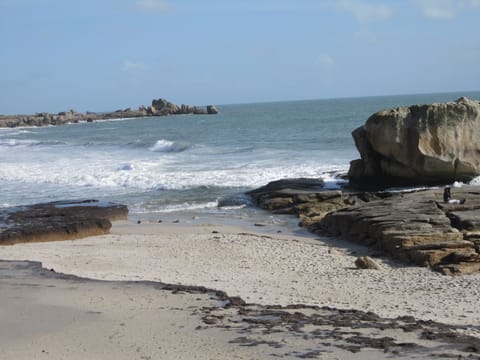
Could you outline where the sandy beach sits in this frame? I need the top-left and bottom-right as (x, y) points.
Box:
(1, 217), (480, 359)
(2, 219), (479, 327)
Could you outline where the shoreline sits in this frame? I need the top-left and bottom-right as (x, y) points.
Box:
(1, 218), (479, 331)
(2, 217), (480, 358)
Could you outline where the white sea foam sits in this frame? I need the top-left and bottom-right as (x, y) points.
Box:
(149, 139), (189, 153)
(0, 139), (40, 147)
(465, 177), (480, 186)
(133, 201), (219, 214)
(0, 96), (398, 214)
(0, 154), (346, 193)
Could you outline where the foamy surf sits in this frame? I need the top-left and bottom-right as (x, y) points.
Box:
(2, 92), (478, 216)
(149, 139), (190, 153)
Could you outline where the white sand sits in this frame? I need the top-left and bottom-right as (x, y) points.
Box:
(0, 260), (278, 360)
(1, 220), (479, 335)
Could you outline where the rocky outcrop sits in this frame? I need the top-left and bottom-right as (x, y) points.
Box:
(0, 200), (128, 245)
(348, 97), (480, 189)
(248, 179), (480, 275)
(318, 188), (480, 275)
(207, 105), (219, 114)
(0, 98), (218, 128)
(247, 178), (384, 227)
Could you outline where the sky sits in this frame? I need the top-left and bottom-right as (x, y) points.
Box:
(0, 0), (479, 114)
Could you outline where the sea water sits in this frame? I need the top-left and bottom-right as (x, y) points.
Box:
(1, 91), (479, 224)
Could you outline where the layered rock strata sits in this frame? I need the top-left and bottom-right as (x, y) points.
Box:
(0, 200), (128, 245)
(248, 180), (480, 275)
(348, 97), (480, 189)
(0, 98), (218, 128)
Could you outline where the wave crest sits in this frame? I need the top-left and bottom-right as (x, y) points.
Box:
(149, 139), (189, 153)
(0, 139), (64, 147)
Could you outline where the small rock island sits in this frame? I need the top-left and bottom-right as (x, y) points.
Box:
(0, 98), (219, 128)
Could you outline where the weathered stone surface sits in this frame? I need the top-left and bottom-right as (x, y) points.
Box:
(355, 256), (384, 270)
(0, 200), (128, 245)
(448, 210), (480, 231)
(348, 97), (480, 189)
(0, 98), (219, 128)
(248, 179), (480, 275)
(248, 178), (386, 219)
(319, 187), (480, 274)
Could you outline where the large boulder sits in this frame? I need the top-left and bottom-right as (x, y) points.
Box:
(348, 97), (480, 189)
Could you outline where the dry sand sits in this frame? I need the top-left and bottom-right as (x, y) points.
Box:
(1, 219), (480, 359)
(1, 220), (479, 328)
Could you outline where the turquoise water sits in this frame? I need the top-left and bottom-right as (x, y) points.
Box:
(1, 91), (479, 220)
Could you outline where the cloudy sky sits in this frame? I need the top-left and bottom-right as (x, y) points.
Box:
(0, 0), (479, 113)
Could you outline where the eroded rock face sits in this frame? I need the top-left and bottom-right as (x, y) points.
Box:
(317, 189), (479, 275)
(348, 97), (480, 189)
(0, 200), (128, 245)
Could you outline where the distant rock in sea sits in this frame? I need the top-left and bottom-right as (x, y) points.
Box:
(0, 97), (218, 128)
(348, 97), (480, 189)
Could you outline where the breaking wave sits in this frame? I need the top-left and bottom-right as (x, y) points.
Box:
(149, 139), (190, 153)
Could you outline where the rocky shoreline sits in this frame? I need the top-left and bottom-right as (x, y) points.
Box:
(248, 179), (480, 275)
(0, 98), (218, 128)
(247, 97), (480, 275)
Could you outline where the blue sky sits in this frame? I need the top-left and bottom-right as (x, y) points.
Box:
(0, 0), (479, 114)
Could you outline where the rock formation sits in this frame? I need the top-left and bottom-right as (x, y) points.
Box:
(207, 105), (219, 114)
(248, 179), (480, 275)
(0, 200), (128, 245)
(348, 97), (480, 189)
(0, 98), (218, 128)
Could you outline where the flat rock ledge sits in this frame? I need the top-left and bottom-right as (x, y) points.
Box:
(247, 179), (480, 275)
(0, 200), (128, 245)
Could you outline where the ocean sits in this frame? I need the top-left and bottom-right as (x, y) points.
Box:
(1, 91), (479, 225)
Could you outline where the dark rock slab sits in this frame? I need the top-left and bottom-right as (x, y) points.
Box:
(448, 210), (480, 231)
(248, 179), (480, 275)
(0, 200), (128, 245)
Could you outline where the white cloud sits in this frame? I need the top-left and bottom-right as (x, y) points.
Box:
(135, 0), (171, 13)
(353, 30), (378, 43)
(316, 53), (335, 68)
(412, 0), (480, 19)
(122, 60), (145, 72)
(471, 0), (480, 7)
(336, 0), (392, 23)
(413, 0), (457, 19)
